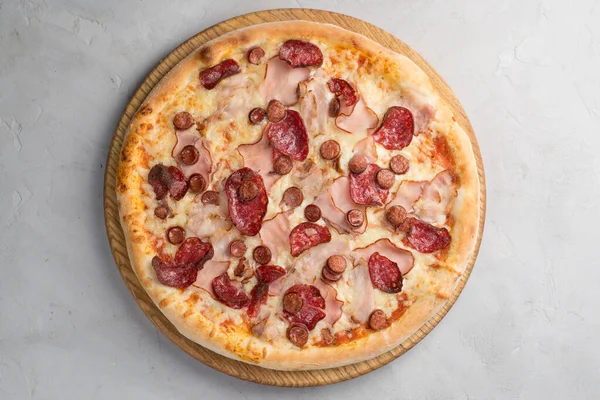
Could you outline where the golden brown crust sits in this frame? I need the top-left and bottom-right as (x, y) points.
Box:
(116, 21), (482, 370)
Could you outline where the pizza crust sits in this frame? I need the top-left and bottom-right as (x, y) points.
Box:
(117, 21), (482, 370)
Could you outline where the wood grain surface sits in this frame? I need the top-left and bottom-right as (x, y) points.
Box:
(103, 8), (486, 387)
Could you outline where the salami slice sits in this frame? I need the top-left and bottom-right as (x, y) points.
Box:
(264, 110), (309, 161)
(148, 164), (189, 201)
(348, 164), (389, 206)
(151, 256), (197, 288)
(247, 283), (269, 318)
(282, 284), (326, 330)
(225, 168), (268, 236)
(368, 252), (403, 293)
(372, 106), (414, 150)
(199, 59), (241, 90)
(279, 40), (323, 68)
(174, 237), (213, 268)
(212, 273), (250, 309)
(406, 218), (451, 253)
(327, 78), (358, 110)
(289, 222), (331, 257)
(255, 265), (286, 284)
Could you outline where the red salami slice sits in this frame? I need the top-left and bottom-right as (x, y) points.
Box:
(279, 40), (323, 68)
(289, 222), (332, 257)
(247, 283), (269, 318)
(264, 110), (309, 161)
(212, 273), (250, 309)
(225, 168), (268, 236)
(372, 106), (414, 150)
(327, 78), (358, 109)
(174, 237), (213, 268)
(368, 252), (403, 293)
(151, 256), (197, 288)
(148, 164), (189, 201)
(255, 265), (286, 284)
(349, 164), (389, 206)
(199, 59), (241, 89)
(283, 284), (326, 330)
(406, 218), (451, 253)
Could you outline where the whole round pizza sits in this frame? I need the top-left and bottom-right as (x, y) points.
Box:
(116, 21), (481, 370)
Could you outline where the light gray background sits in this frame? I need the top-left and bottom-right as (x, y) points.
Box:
(1, 0), (599, 398)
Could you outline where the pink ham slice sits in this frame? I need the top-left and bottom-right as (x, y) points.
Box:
(313, 279), (343, 326)
(313, 177), (367, 234)
(299, 77), (332, 136)
(397, 95), (436, 135)
(387, 181), (427, 212)
(237, 132), (280, 191)
(192, 260), (230, 298)
(413, 170), (458, 226)
(336, 97), (379, 134)
(353, 238), (415, 276)
(259, 211), (292, 255)
(260, 57), (310, 106)
(345, 263), (374, 323)
(172, 128), (212, 182)
(294, 237), (351, 278)
(352, 136), (378, 163)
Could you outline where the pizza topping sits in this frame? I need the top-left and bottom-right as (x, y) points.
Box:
(199, 59), (241, 90)
(238, 132), (280, 190)
(193, 260), (229, 297)
(326, 255), (347, 274)
(264, 110), (309, 161)
(387, 181), (426, 212)
(148, 164), (189, 201)
(327, 78), (358, 110)
(279, 40), (323, 68)
(247, 47), (265, 65)
(282, 284), (326, 330)
(154, 205), (169, 219)
(349, 164), (389, 206)
(406, 218), (451, 253)
(273, 155), (293, 175)
(389, 155), (410, 175)
(260, 57), (309, 106)
(282, 186), (303, 208)
(173, 111), (194, 130)
(239, 179), (259, 202)
(348, 155), (368, 174)
(201, 190), (219, 205)
(386, 205), (408, 228)
(212, 272), (250, 309)
(413, 170), (458, 226)
(319, 140), (341, 160)
(151, 256), (198, 288)
(179, 145), (199, 165)
(352, 136), (378, 163)
(298, 76), (331, 136)
(247, 283), (269, 318)
(266, 99), (286, 123)
(335, 97), (379, 134)
(368, 309), (389, 330)
(175, 237), (214, 268)
(255, 265), (286, 284)
(188, 174), (206, 194)
(229, 240), (247, 258)
(356, 238), (413, 274)
(372, 106), (414, 150)
(259, 211), (292, 254)
(287, 323), (309, 347)
(313, 278), (343, 326)
(328, 98), (340, 117)
(225, 168), (268, 236)
(313, 177), (367, 234)
(321, 266), (342, 283)
(248, 107), (266, 124)
(346, 209), (364, 228)
(283, 292), (304, 314)
(375, 168), (395, 189)
(304, 204), (321, 222)
(252, 245), (272, 265)
(368, 253), (403, 293)
(233, 258), (246, 277)
(346, 263), (375, 323)
(321, 328), (334, 345)
(289, 222), (332, 257)
(166, 226), (186, 245)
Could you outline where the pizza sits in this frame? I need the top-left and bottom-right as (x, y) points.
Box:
(116, 21), (481, 370)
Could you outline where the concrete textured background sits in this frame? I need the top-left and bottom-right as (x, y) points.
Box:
(1, 0), (599, 398)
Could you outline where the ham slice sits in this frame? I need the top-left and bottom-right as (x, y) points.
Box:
(237, 133), (280, 190)
(172, 128), (212, 182)
(345, 263), (374, 323)
(294, 237), (351, 278)
(336, 97), (379, 134)
(397, 95), (436, 135)
(388, 181), (427, 212)
(353, 238), (414, 275)
(352, 136), (378, 163)
(291, 161), (326, 200)
(299, 77), (331, 136)
(313, 177), (367, 234)
(192, 261), (230, 298)
(313, 279), (343, 326)
(259, 211), (292, 255)
(413, 170), (458, 226)
(260, 57), (310, 106)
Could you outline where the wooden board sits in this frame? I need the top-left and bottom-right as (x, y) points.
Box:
(104, 8), (486, 387)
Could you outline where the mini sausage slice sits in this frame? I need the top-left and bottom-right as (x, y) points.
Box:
(253, 245), (272, 265)
(287, 323), (309, 347)
(369, 309), (389, 330)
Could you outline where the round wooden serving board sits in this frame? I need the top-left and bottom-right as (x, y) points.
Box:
(104, 8), (486, 387)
